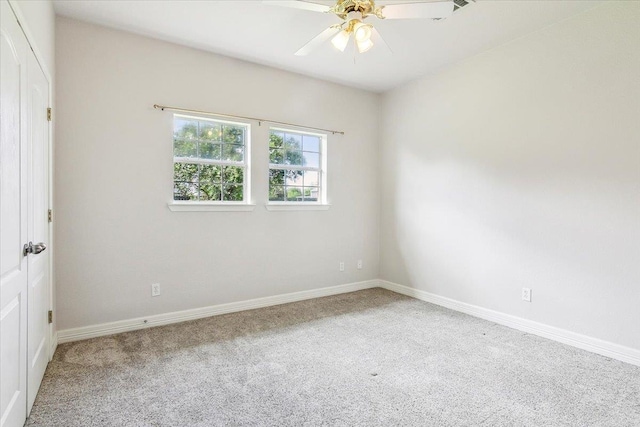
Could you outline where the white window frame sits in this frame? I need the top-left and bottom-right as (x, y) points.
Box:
(266, 127), (329, 211)
(168, 113), (255, 212)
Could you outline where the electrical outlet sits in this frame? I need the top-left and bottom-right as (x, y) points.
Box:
(522, 287), (531, 302)
(357, 260), (363, 270)
(152, 283), (161, 297)
(339, 262), (345, 272)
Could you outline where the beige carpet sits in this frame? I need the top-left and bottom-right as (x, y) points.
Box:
(27, 288), (640, 426)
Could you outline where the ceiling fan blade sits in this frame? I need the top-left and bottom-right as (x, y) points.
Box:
(295, 25), (342, 56)
(381, 1), (454, 19)
(263, 1), (332, 13)
(371, 27), (393, 54)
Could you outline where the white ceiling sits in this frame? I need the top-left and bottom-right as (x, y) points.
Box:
(52, 0), (602, 93)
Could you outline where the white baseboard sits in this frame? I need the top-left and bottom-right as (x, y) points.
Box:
(378, 280), (640, 367)
(57, 280), (378, 344)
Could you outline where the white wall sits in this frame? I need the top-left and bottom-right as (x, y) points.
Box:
(55, 17), (380, 330)
(380, 2), (640, 350)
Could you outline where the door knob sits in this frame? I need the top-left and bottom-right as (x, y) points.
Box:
(23, 242), (47, 256)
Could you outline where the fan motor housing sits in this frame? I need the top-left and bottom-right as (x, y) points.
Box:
(333, 0), (378, 19)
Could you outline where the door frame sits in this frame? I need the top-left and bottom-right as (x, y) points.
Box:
(6, 0), (55, 360)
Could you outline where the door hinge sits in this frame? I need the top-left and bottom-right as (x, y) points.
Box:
(47, 107), (52, 122)
(48, 310), (53, 324)
(48, 209), (52, 223)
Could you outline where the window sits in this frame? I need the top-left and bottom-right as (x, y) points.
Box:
(172, 115), (249, 203)
(268, 128), (326, 204)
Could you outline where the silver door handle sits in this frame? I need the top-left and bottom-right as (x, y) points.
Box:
(33, 242), (47, 254)
(23, 242), (47, 256)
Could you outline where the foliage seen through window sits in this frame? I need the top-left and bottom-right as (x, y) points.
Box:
(173, 115), (248, 202)
(269, 130), (323, 203)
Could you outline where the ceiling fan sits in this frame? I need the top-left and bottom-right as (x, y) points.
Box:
(266, 0), (455, 55)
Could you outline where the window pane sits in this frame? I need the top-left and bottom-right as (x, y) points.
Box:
(286, 186), (303, 202)
(268, 128), (326, 205)
(269, 148), (284, 165)
(303, 135), (320, 152)
(199, 142), (221, 160)
(269, 185), (284, 201)
(199, 184), (222, 201)
(174, 182), (198, 201)
(284, 133), (302, 151)
(285, 169), (303, 187)
(269, 169), (283, 202)
(270, 132), (284, 148)
(303, 187), (319, 201)
(285, 150), (304, 166)
(174, 139), (197, 158)
(174, 163), (199, 182)
(303, 171), (319, 187)
(269, 168), (285, 185)
(303, 152), (319, 169)
(223, 184), (243, 201)
(174, 118), (198, 139)
(222, 126), (244, 144)
(221, 144), (244, 162)
(222, 166), (244, 184)
(200, 165), (221, 183)
(199, 122), (221, 141)
(173, 116), (250, 204)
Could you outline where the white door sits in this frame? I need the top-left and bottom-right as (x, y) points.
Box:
(1, 1), (29, 426)
(26, 47), (50, 412)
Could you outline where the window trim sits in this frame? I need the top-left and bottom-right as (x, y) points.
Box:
(171, 113), (251, 205)
(267, 126), (328, 207)
(168, 201), (256, 212)
(264, 203), (330, 211)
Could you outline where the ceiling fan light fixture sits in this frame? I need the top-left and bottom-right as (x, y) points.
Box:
(331, 30), (350, 52)
(356, 38), (374, 54)
(353, 22), (373, 42)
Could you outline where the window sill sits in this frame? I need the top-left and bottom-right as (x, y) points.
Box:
(168, 202), (256, 212)
(265, 203), (331, 211)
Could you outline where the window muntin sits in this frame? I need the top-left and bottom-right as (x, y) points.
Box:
(269, 128), (326, 203)
(173, 115), (249, 202)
